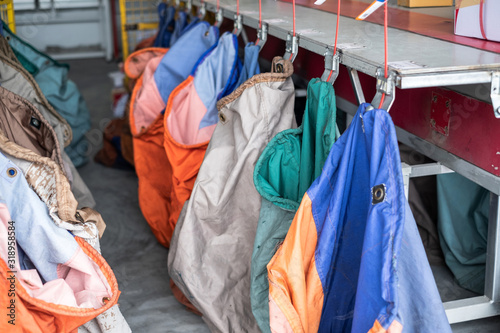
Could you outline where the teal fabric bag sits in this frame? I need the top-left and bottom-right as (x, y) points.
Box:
(437, 173), (489, 294)
(250, 78), (339, 333)
(2, 22), (91, 167)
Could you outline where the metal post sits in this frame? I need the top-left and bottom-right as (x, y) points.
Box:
(485, 193), (500, 302)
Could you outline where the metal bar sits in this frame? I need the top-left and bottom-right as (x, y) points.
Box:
(485, 193), (500, 302)
(336, 96), (500, 195)
(398, 71), (495, 89)
(444, 296), (500, 324)
(347, 68), (366, 105)
(405, 162), (454, 178)
(188, 0), (500, 92)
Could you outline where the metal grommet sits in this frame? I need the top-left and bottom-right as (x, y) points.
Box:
(6, 36), (10, 41)
(102, 297), (111, 304)
(30, 117), (41, 129)
(218, 112), (226, 123)
(276, 63), (284, 73)
(205, 30), (209, 37)
(75, 211), (84, 222)
(372, 184), (386, 205)
(6, 167), (17, 178)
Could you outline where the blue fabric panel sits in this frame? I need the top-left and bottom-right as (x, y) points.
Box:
(393, 200), (453, 332)
(308, 104), (450, 332)
(154, 21), (219, 104)
(154, 4), (176, 47)
(236, 43), (261, 87)
(170, 11), (188, 47)
(195, 33), (240, 130)
(0, 152), (78, 282)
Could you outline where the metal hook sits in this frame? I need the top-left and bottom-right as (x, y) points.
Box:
(371, 68), (397, 111)
(214, 8), (224, 27)
(284, 32), (299, 63)
(198, 2), (206, 20)
(256, 22), (268, 50)
(320, 47), (340, 85)
(233, 14), (243, 36)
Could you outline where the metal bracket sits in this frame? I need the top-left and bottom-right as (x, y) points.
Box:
(214, 8), (224, 28)
(256, 22), (268, 49)
(347, 67), (366, 105)
(320, 48), (340, 84)
(491, 72), (500, 118)
(233, 14), (243, 36)
(197, 2), (206, 20)
(371, 68), (397, 111)
(284, 32), (299, 63)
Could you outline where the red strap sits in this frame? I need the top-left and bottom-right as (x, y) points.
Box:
(479, 0), (487, 40)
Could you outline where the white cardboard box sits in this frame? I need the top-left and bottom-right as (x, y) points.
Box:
(455, 0), (500, 42)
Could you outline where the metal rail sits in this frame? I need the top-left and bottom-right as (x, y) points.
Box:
(187, 0), (500, 116)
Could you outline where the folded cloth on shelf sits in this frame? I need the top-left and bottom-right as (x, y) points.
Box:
(2, 22), (92, 167)
(127, 21), (218, 248)
(250, 78), (338, 333)
(267, 103), (452, 333)
(168, 57), (296, 333)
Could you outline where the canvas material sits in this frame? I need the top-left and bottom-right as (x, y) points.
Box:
(0, 35), (72, 149)
(129, 23), (218, 248)
(131, 22), (219, 132)
(170, 10), (189, 46)
(250, 78), (337, 333)
(0, 86), (61, 165)
(153, 3), (176, 47)
(236, 43), (261, 88)
(168, 57), (296, 333)
(267, 104), (451, 333)
(437, 173), (489, 294)
(3, 22), (92, 167)
(154, 21), (219, 113)
(0, 79), (94, 208)
(161, 31), (245, 270)
(0, 152), (114, 306)
(0, 39), (95, 208)
(0, 133), (104, 250)
(0, 206), (119, 332)
(166, 32), (241, 146)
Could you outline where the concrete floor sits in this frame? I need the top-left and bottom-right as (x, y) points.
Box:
(66, 57), (499, 332)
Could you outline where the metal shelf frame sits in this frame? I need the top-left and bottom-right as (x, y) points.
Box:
(181, 0), (500, 325)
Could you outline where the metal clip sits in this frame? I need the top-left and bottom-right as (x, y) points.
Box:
(233, 14), (243, 36)
(214, 8), (224, 27)
(491, 72), (500, 118)
(371, 68), (397, 111)
(320, 48), (340, 85)
(284, 32), (299, 63)
(256, 22), (268, 49)
(198, 2), (206, 20)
